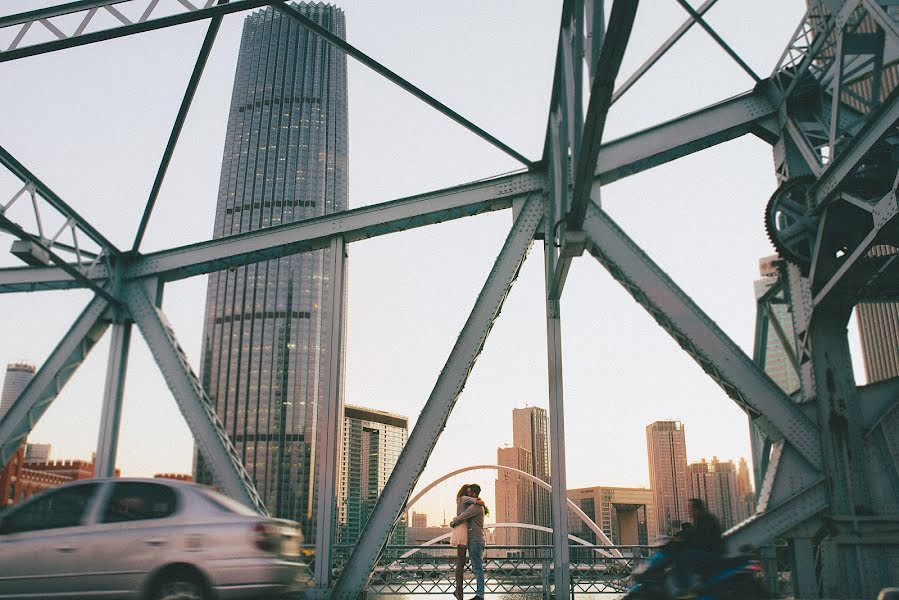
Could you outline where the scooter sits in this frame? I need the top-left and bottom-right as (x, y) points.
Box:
(622, 540), (767, 600)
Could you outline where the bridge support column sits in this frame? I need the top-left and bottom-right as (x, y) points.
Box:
(94, 319), (132, 478)
(311, 236), (347, 597)
(330, 195), (543, 600)
(789, 536), (817, 599)
(544, 234), (570, 600)
(806, 304), (872, 598)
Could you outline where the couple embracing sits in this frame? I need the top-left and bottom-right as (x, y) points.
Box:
(449, 483), (489, 600)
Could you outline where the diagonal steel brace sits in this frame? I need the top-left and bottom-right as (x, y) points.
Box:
(581, 200), (822, 469)
(0, 295), (110, 464)
(125, 281), (266, 514)
(330, 194), (544, 600)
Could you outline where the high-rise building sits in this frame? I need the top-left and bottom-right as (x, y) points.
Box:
(567, 485), (657, 546)
(687, 457), (741, 531)
(736, 457), (752, 495)
(495, 445), (535, 547)
(1, 363), (36, 507)
(646, 420), (690, 535)
(24, 443), (51, 463)
(411, 511), (427, 528)
(754, 256), (800, 395)
(512, 406), (552, 543)
(0, 362), (36, 420)
(194, 2), (348, 541)
(337, 405), (407, 545)
(856, 248), (899, 383)
(736, 457), (755, 523)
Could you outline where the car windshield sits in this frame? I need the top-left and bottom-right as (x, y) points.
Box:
(197, 488), (258, 516)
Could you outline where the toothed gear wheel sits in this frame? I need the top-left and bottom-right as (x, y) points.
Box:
(765, 175), (819, 268)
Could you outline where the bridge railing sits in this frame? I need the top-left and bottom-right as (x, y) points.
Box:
(327, 544), (653, 596)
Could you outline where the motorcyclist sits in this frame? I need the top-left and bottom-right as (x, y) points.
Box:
(673, 498), (724, 596)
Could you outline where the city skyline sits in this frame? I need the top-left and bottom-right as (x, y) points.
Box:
(193, 2), (348, 540)
(1, 4), (895, 593)
(2, 1), (853, 523)
(8, 390), (760, 529)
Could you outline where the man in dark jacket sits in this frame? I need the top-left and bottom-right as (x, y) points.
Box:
(450, 483), (486, 600)
(674, 498), (724, 595)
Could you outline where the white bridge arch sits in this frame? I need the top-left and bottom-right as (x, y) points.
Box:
(406, 464), (622, 558)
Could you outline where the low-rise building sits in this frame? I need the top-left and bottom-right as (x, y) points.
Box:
(3, 456), (120, 506)
(568, 485), (657, 546)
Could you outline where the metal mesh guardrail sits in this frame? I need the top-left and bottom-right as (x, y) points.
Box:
(328, 545), (653, 596)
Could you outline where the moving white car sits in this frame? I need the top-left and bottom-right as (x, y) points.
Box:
(0, 477), (307, 599)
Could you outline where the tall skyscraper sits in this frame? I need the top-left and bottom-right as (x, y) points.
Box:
(1, 363), (34, 508)
(856, 248), (899, 383)
(646, 420), (690, 535)
(753, 255), (800, 395)
(512, 406), (552, 543)
(736, 456), (754, 522)
(687, 457), (741, 531)
(337, 405), (407, 545)
(495, 445), (535, 547)
(24, 443), (51, 463)
(195, 2), (348, 540)
(0, 362), (36, 420)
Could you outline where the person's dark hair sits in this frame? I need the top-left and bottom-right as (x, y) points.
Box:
(689, 498), (706, 511)
(680, 522), (693, 531)
(456, 484), (470, 499)
(467, 484), (489, 516)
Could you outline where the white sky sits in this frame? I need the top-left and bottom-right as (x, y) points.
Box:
(0, 1), (866, 524)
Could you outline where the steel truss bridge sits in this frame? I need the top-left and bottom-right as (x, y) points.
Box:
(0, 0), (897, 598)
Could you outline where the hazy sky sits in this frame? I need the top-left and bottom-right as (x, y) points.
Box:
(0, 1), (861, 523)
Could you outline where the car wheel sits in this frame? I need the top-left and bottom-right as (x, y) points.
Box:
(152, 575), (206, 600)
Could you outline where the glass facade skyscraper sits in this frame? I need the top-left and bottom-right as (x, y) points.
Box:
(195, 3), (348, 540)
(337, 405), (407, 545)
(512, 406), (552, 544)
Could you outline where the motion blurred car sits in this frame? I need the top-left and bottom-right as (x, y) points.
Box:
(0, 478), (307, 599)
